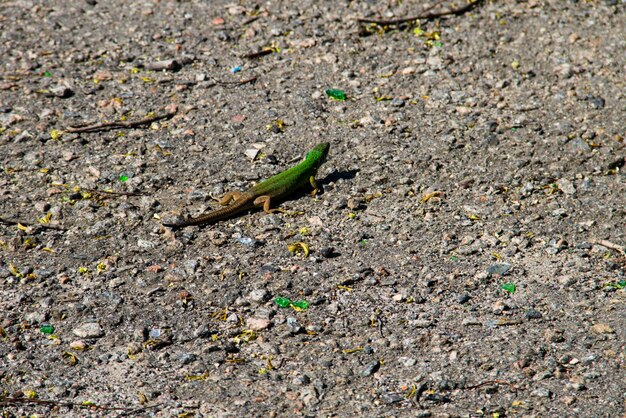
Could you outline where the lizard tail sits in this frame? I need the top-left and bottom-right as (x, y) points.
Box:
(164, 195), (255, 227)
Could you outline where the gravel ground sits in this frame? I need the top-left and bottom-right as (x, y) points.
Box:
(1, 0), (625, 417)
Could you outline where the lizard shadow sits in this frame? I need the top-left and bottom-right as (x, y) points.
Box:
(281, 168), (358, 202)
(322, 168), (358, 184)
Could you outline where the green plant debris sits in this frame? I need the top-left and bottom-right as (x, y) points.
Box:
(274, 296), (310, 311)
(604, 280), (626, 289)
(501, 283), (516, 294)
(40, 324), (55, 334)
(325, 89), (346, 101)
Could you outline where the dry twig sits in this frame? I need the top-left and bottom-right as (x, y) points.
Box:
(1, 396), (159, 413)
(81, 188), (145, 197)
(0, 217), (66, 231)
(592, 239), (625, 254)
(357, 0), (485, 25)
(464, 380), (519, 391)
(213, 75), (258, 86)
(66, 110), (176, 133)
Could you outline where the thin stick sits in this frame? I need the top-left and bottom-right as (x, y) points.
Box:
(243, 49), (274, 59)
(213, 76), (258, 86)
(0, 217), (66, 231)
(0, 396), (160, 412)
(357, 0), (485, 25)
(464, 380), (519, 391)
(81, 188), (145, 197)
(241, 16), (260, 26)
(66, 111), (176, 133)
(592, 239), (625, 254)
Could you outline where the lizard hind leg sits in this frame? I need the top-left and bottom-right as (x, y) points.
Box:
(218, 191), (243, 206)
(253, 195), (276, 214)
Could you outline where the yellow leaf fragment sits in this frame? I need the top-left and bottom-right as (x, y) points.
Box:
(287, 242), (309, 257)
(24, 390), (37, 399)
(62, 351), (78, 366)
(9, 263), (23, 278)
(38, 212), (52, 224)
(420, 191), (444, 203)
(232, 329), (257, 344)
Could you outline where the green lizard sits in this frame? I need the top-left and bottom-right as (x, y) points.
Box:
(163, 142), (330, 227)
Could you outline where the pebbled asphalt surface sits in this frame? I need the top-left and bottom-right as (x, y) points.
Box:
(1, 1), (624, 416)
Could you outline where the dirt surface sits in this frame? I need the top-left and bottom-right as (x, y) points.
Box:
(1, 0), (625, 416)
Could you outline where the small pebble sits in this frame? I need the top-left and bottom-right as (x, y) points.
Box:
(293, 374), (311, 385)
(178, 353), (197, 364)
(287, 317), (303, 334)
(391, 98), (405, 107)
(456, 294), (471, 304)
(382, 393), (403, 404)
(532, 387), (552, 398)
(487, 263), (511, 276)
(525, 309), (543, 320)
(249, 289), (270, 304)
(319, 247), (335, 258)
(69, 340), (87, 350)
(72, 322), (104, 339)
(238, 237), (260, 247)
(246, 317), (271, 331)
(590, 323), (614, 334)
(361, 360), (380, 377)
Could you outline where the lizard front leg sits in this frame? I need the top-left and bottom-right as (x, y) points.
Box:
(309, 176), (320, 196)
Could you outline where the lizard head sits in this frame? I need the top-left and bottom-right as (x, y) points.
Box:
(307, 142), (330, 167)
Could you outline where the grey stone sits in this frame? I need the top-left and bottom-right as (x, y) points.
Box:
(73, 322), (104, 338)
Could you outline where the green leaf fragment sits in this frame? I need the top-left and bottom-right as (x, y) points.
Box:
(604, 280), (626, 289)
(43, 71), (52, 77)
(40, 324), (55, 334)
(291, 300), (309, 310)
(119, 174), (128, 182)
(500, 283), (516, 294)
(274, 296), (309, 310)
(325, 89), (346, 101)
(274, 297), (291, 308)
